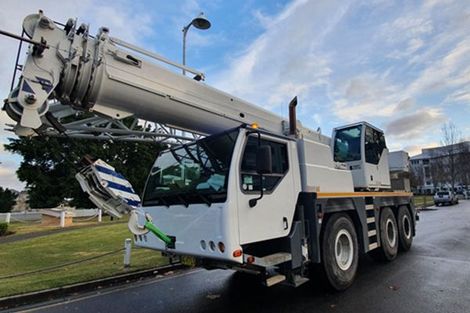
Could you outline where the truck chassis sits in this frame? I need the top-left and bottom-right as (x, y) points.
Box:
(138, 191), (416, 290)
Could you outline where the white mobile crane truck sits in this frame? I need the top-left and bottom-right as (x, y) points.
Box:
(3, 12), (416, 290)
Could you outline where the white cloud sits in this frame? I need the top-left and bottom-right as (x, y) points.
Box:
(394, 98), (415, 112)
(0, 161), (24, 191)
(208, 0), (469, 155)
(383, 16), (433, 41)
(406, 39), (470, 97)
(252, 9), (273, 29)
(330, 0), (469, 144)
(213, 0), (349, 111)
(445, 86), (470, 104)
(402, 142), (440, 157)
(387, 38), (425, 59)
(329, 70), (412, 122)
(330, 32), (469, 122)
(386, 108), (446, 139)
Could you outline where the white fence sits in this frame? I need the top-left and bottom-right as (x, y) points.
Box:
(71, 209), (100, 217)
(0, 209), (101, 223)
(0, 212), (41, 223)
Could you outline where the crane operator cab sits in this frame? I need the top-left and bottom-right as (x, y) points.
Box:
(332, 122), (391, 190)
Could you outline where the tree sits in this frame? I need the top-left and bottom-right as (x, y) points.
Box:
(409, 165), (424, 193)
(438, 122), (462, 191)
(0, 187), (16, 213)
(429, 154), (447, 190)
(456, 145), (470, 188)
(5, 131), (163, 208)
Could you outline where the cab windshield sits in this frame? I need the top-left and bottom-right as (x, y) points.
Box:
(142, 129), (239, 206)
(334, 125), (362, 162)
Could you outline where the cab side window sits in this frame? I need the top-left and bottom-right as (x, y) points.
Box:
(365, 127), (386, 165)
(240, 136), (288, 192)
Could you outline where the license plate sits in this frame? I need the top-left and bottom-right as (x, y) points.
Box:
(181, 255), (197, 267)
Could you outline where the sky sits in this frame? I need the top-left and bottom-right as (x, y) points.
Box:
(0, 0), (469, 190)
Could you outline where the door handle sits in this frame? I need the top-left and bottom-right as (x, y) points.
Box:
(283, 217), (288, 230)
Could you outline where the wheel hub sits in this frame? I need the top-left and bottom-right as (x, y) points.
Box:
(335, 229), (354, 271)
(386, 218), (397, 247)
(403, 215), (411, 239)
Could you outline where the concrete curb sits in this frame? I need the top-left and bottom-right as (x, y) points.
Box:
(0, 263), (184, 310)
(416, 205), (437, 212)
(419, 207), (438, 211)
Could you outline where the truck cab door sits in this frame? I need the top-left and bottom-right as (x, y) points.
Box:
(364, 125), (391, 188)
(236, 133), (299, 244)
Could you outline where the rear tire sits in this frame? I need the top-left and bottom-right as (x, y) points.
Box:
(397, 206), (413, 252)
(371, 207), (398, 261)
(321, 213), (359, 291)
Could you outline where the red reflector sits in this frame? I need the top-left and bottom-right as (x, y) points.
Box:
(233, 249), (243, 257)
(247, 256), (255, 264)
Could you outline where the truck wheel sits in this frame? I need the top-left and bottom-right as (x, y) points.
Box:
(397, 206), (413, 252)
(372, 207), (398, 261)
(321, 213), (358, 291)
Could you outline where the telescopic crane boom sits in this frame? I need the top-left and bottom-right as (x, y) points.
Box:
(4, 11), (318, 141)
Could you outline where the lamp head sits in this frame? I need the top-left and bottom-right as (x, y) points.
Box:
(191, 12), (211, 30)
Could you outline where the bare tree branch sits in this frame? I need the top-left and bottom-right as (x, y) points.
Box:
(436, 122), (464, 191)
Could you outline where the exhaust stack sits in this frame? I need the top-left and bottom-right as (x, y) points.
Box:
(288, 96), (298, 136)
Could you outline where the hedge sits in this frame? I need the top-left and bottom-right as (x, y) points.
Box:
(0, 222), (8, 236)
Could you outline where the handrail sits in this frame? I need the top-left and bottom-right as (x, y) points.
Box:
(110, 37), (205, 80)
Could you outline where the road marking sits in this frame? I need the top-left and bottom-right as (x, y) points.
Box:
(368, 230), (377, 237)
(366, 204), (374, 210)
(367, 217), (375, 224)
(18, 268), (205, 312)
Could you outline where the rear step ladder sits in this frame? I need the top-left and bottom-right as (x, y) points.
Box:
(266, 274), (286, 287)
(243, 252), (292, 267)
(243, 252), (298, 287)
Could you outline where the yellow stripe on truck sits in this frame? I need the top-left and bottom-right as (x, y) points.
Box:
(316, 191), (413, 199)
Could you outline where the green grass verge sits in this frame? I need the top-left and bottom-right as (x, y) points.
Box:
(414, 195), (434, 207)
(0, 222), (168, 298)
(7, 215), (128, 237)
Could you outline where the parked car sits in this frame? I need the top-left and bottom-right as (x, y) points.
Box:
(434, 191), (459, 206)
(455, 190), (469, 200)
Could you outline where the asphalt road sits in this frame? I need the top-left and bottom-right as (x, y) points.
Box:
(15, 201), (470, 313)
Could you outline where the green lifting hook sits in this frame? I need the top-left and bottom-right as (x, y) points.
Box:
(128, 210), (175, 247)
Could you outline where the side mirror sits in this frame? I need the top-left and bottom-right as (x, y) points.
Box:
(256, 145), (272, 174)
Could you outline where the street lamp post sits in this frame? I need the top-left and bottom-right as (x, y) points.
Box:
(182, 12), (211, 76)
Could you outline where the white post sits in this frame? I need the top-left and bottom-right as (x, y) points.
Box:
(60, 211), (66, 228)
(124, 238), (132, 268)
(5, 213), (11, 224)
(98, 209), (102, 223)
